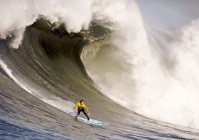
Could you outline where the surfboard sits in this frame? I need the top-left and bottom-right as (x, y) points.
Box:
(69, 112), (109, 126)
(70, 113), (109, 126)
(76, 116), (109, 126)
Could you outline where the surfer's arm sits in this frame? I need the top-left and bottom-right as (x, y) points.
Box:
(84, 105), (89, 112)
(74, 104), (77, 111)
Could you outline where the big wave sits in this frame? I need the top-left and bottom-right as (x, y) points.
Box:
(1, 0), (199, 130)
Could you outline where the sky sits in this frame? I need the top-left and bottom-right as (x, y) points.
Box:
(136, 0), (199, 29)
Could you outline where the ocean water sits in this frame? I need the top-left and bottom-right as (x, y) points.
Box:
(0, 0), (199, 139)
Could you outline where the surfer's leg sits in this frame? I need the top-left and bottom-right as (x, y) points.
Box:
(75, 110), (81, 118)
(77, 110), (81, 116)
(82, 109), (89, 120)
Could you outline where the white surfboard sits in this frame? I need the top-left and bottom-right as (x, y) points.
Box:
(70, 113), (109, 126)
(76, 116), (109, 126)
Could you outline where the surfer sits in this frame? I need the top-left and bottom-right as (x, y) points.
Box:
(74, 100), (90, 120)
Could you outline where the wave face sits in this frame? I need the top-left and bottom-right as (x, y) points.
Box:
(0, 0), (199, 139)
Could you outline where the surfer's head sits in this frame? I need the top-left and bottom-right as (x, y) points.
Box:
(80, 100), (84, 104)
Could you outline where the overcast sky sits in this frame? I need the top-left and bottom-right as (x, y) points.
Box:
(136, 0), (199, 29)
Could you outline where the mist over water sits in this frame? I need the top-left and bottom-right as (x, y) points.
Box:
(81, 0), (199, 129)
(1, 0), (199, 130)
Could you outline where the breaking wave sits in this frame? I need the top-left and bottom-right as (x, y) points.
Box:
(1, 1), (199, 139)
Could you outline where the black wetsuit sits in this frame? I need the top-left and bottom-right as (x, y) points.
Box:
(77, 108), (89, 120)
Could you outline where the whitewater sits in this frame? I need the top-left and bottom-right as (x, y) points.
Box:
(0, 0), (199, 139)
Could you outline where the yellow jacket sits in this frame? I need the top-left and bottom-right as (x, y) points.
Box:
(74, 102), (89, 112)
